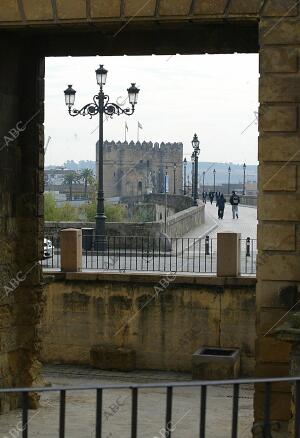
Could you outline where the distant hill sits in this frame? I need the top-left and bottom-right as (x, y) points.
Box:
(186, 162), (257, 185)
(57, 160), (257, 185)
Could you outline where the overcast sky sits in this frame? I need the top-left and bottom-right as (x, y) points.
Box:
(45, 54), (259, 166)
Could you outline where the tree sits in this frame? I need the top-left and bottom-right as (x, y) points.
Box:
(63, 171), (79, 201)
(80, 168), (95, 200)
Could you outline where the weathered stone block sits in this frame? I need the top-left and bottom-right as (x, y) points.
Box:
(260, 75), (300, 103)
(60, 228), (82, 272)
(56, 0), (86, 19)
(0, 0), (21, 21)
(217, 232), (241, 277)
(258, 134), (300, 162)
(259, 253), (300, 281)
(259, 163), (296, 191)
(256, 337), (291, 364)
(258, 193), (300, 221)
(192, 347), (240, 380)
(91, 0), (120, 18)
(254, 391), (291, 421)
(23, 0), (53, 20)
(262, 0), (298, 17)
(90, 345), (136, 371)
(159, 0), (191, 15)
(260, 47), (298, 73)
(261, 19), (300, 45)
(194, 0), (227, 15)
(125, 0), (156, 17)
(258, 223), (296, 251)
(228, 0), (260, 14)
(259, 105), (297, 132)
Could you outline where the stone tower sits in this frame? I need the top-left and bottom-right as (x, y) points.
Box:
(96, 140), (183, 198)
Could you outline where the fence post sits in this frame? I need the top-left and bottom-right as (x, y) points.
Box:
(60, 228), (82, 272)
(217, 232), (241, 277)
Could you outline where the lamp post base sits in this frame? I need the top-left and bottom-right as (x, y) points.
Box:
(95, 215), (107, 252)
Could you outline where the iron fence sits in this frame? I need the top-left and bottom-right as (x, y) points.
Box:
(82, 235), (217, 274)
(41, 234), (257, 276)
(0, 376), (299, 437)
(42, 235), (60, 269)
(240, 238), (257, 275)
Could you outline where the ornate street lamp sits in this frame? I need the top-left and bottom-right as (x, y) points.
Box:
(164, 165), (168, 233)
(64, 66), (140, 250)
(191, 151), (195, 199)
(243, 163), (246, 195)
(192, 134), (200, 206)
(228, 165), (231, 195)
(213, 168), (216, 194)
(183, 158), (187, 195)
(173, 163), (177, 194)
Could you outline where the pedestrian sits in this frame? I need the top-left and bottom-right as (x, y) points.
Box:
(216, 193), (226, 219)
(202, 191), (207, 204)
(230, 190), (240, 219)
(209, 192), (214, 204)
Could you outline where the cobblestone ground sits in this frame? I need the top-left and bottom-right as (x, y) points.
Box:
(0, 365), (254, 438)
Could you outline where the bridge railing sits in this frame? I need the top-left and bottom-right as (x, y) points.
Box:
(42, 231), (257, 276)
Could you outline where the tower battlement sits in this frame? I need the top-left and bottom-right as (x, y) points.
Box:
(103, 140), (183, 153)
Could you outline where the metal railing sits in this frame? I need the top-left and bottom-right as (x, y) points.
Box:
(41, 235), (60, 269)
(42, 234), (257, 276)
(240, 238), (257, 275)
(0, 376), (299, 437)
(82, 235), (217, 274)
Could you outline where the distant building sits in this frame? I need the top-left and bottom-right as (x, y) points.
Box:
(96, 140), (183, 198)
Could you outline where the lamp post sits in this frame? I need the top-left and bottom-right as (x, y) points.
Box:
(243, 163), (246, 195)
(191, 152), (195, 199)
(213, 169), (216, 194)
(183, 158), (187, 195)
(164, 165), (168, 233)
(228, 165), (231, 195)
(192, 134), (200, 206)
(202, 171), (205, 195)
(64, 66), (140, 249)
(173, 163), (177, 195)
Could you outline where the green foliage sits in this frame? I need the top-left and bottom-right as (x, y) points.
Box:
(45, 193), (125, 223)
(81, 202), (97, 222)
(44, 193), (78, 221)
(44, 192), (58, 221)
(105, 203), (126, 222)
(80, 202), (126, 222)
(57, 203), (78, 221)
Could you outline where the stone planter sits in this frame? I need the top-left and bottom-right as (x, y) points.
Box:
(90, 345), (136, 372)
(192, 347), (240, 380)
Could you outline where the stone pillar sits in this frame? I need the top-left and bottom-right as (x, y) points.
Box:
(0, 35), (44, 410)
(217, 232), (241, 277)
(60, 229), (82, 272)
(255, 1), (300, 433)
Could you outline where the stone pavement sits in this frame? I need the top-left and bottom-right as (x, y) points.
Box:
(0, 365), (254, 438)
(203, 202), (257, 240)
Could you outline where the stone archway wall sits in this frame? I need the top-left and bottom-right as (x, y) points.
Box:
(0, 0), (298, 427)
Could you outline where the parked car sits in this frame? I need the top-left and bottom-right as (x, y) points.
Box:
(43, 238), (53, 259)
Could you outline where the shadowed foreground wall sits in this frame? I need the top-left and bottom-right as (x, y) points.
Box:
(41, 273), (256, 375)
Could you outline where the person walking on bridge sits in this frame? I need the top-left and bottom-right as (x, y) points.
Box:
(230, 191), (240, 219)
(216, 193), (226, 219)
